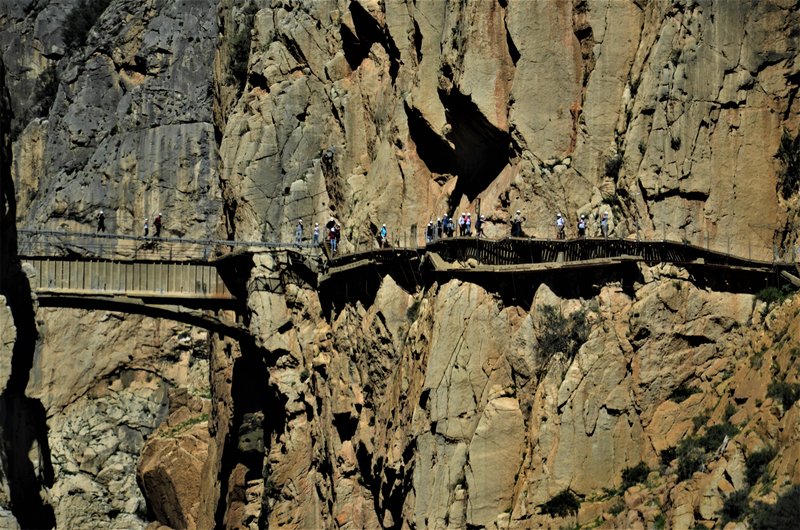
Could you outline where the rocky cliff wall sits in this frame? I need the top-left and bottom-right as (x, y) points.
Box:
(1, 0), (799, 528)
(215, 0), (800, 258)
(202, 255), (799, 529)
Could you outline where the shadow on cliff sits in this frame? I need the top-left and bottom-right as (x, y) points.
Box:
(0, 57), (56, 528)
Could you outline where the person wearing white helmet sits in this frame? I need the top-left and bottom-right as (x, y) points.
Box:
(465, 213), (472, 236)
(97, 210), (106, 233)
(476, 214), (485, 238)
(556, 212), (565, 239)
(600, 211), (609, 239)
(295, 219), (303, 245)
(313, 222), (320, 246)
(511, 209), (524, 237)
(143, 218), (149, 238)
(379, 223), (388, 248)
(577, 214), (586, 238)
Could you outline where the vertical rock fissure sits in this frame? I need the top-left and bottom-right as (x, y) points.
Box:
(0, 57), (56, 528)
(214, 336), (272, 527)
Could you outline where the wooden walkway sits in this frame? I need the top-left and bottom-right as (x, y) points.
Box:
(321, 237), (795, 287)
(23, 257), (233, 300)
(13, 231), (797, 335)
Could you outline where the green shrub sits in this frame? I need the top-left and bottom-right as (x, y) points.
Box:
(621, 462), (650, 490)
(63, 0), (112, 50)
(540, 489), (581, 518)
(691, 410), (710, 431)
(669, 383), (701, 403)
(676, 437), (705, 481)
(697, 422), (738, 453)
(756, 286), (786, 305)
(751, 485), (800, 530)
(609, 500), (625, 516)
(767, 381), (800, 410)
(653, 513), (666, 530)
(723, 403), (736, 421)
(660, 446), (676, 467)
(776, 129), (800, 198)
(745, 446), (776, 486)
(718, 489), (749, 525)
(537, 305), (589, 364)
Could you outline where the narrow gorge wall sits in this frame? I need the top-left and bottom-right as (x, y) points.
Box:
(1, 0), (800, 528)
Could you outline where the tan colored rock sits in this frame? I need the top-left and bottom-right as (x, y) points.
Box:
(465, 397), (524, 527)
(138, 418), (210, 530)
(0, 298), (13, 394)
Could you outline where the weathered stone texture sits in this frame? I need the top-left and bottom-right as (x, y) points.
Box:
(2, 0), (800, 527)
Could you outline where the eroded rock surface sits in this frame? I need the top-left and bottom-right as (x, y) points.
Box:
(1, 0), (799, 528)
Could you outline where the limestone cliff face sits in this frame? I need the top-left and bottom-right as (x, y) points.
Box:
(211, 256), (800, 529)
(1, 0), (800, 529)
(216, 0), (800, 258)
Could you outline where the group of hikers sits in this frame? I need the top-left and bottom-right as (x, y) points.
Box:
(96, 211), (163, 238)
(295, 208), (611, 253)
(554, 211), (609, 239)
(97, 205), (610, 251)
(425, 212), (485, 242)
(297, 218), (342, 253)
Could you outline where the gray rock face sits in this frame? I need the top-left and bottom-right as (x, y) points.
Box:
(47, 369), (169, 529)
(5, 0), (224, 239)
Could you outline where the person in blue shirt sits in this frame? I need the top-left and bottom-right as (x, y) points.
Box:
(379, 224), (388, 248)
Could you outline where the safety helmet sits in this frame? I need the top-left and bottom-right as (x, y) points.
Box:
(557, 213), (562, 217)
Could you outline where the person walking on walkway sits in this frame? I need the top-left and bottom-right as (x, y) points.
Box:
(329, 223), (338, 254)
(379, 224), (388, 248)
(556, 213), (565, 239)
(577, 214), (586, 238)
(600, 211), (609, 239)
(296, 219), (303, 245)
(476, 215), (485, 238)
(511, 209), (524, 237)
(154, 213), (162, 238)
(97, 210), (106, 233)
(313, 222), (320, 246)
(465, 213), (472, 236)
(143, 218), (149, 237)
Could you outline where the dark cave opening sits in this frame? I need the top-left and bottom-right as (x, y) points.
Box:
(340, 1), (401, 81)
(404, 87), (511, 214)
(439, 88), (511, 211)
